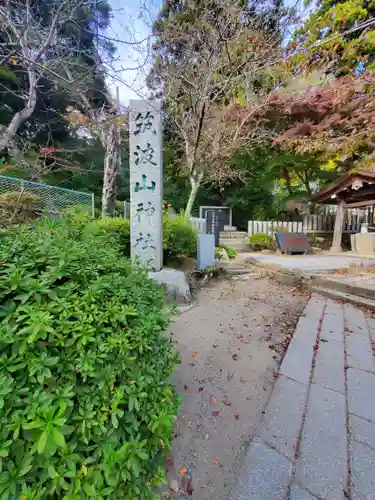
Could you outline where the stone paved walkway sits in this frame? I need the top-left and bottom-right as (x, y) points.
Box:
(229, 294), (375, 500)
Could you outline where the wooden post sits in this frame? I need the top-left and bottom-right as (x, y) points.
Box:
(330, 199), (346, 252)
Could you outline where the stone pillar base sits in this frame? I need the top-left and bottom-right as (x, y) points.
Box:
(330, 246), (342, 253)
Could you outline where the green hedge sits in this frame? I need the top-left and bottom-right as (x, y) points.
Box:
(248, 233), (275, 251)
(163, 214), (197, 262)
(0, 213), (179, 498)
(85, 217), (131, 255)
(86, 215), (197, 264)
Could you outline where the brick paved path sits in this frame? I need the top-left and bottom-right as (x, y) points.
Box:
(230, 294), (375, 500)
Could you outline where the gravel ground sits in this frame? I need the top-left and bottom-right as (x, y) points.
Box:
(164, 273), (309, 499)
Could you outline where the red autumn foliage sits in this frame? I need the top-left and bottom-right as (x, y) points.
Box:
(228, 73), (375, 164)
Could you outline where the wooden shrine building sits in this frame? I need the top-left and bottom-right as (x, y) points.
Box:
(311, 170), (375, 252)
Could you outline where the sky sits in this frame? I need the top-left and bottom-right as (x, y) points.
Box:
(106, 0), (161, 105)
(106, 0), (308, 106)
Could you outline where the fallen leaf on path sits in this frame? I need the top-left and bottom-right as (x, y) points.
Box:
(183, 384), (189, 391)
(192, 351), (198, 357)
(240, 377), (247, 383)
(234, 414), (240, 420)
(232, 353), (239, 361)
(165, 454), (174, 473)
(179, 467), (188, 477)
(222, 399), (232, 406)
(191, 451), (200, 457)
(181, 476), (194, 496)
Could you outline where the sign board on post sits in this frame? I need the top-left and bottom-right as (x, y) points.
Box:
(206, 210), (221, 247)
(275, 232), (312, 255)
(129, 100), (163, 270)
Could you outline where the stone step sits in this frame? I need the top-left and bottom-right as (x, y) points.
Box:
(311, 285), (375, 311)
(312, 275), (375, 301)
(219, 239), (249, 252)
(220, 263), (252, 275)
(220, 231), (247, 239)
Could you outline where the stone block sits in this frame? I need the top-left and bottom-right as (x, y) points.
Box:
(148, 268), (191, 303)
(344, 303), (368, 337)
(228, 438), (292, 500)
(350, 232), (375, 254)
(346, 330), (375, 371)
(349, 413), (375, 450)
(350, 440), (375, 500)
(280, 295), (325, 384)
(347, 368), (375, 422)
(290, 484), (318, 500)
(296, 384), (347, 500)
(313, 339), (345, 393)
(320, 299), (344, 343)
(258, 375), (308, 459)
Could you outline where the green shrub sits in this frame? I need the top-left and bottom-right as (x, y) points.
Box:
(224, 246), (237, 259)
(163, 214), (197, 262)
(215, 245), (237, 260)
(0, 214), (179, 498)
(248, 233), (275, 251)
(85, 215), (197, 265)
(86, 217), (130, 255)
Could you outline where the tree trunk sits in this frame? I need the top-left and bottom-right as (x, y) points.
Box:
(0, 67), (38, 153)
(282, 167), (292, 195)
(185, 171), (203, 219)
(331, 199), (345, 252)
(101, 125), (120, 218)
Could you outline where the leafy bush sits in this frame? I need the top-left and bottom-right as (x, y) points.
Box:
(248, 233), (275, 251)
(86, 217), (130, 255)
(0, 213), (179, 498)
(223, 246), (237, 259)
(215, 245), (237, 260)
(85, 215), (197, 265)
(0, 191), (40, 226)
(163, 214), (197, 262)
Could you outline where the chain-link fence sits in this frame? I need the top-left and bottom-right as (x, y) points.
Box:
(0, 175), (94, 216)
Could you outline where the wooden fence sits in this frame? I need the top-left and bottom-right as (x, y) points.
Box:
(190, 217), (206, 233)
(248, 214), (362, 237)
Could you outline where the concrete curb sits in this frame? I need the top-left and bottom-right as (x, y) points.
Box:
(245, 259), (375, 310)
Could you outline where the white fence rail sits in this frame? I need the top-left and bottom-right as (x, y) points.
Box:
(190, 217), (206, 233)
(248, 215), (362, 237)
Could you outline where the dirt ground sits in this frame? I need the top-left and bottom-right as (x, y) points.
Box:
(165, 273), (309, 499)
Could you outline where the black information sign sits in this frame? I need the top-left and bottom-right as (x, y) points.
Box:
(275, 232), (312, 255)
(206, 210), (221, 247)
